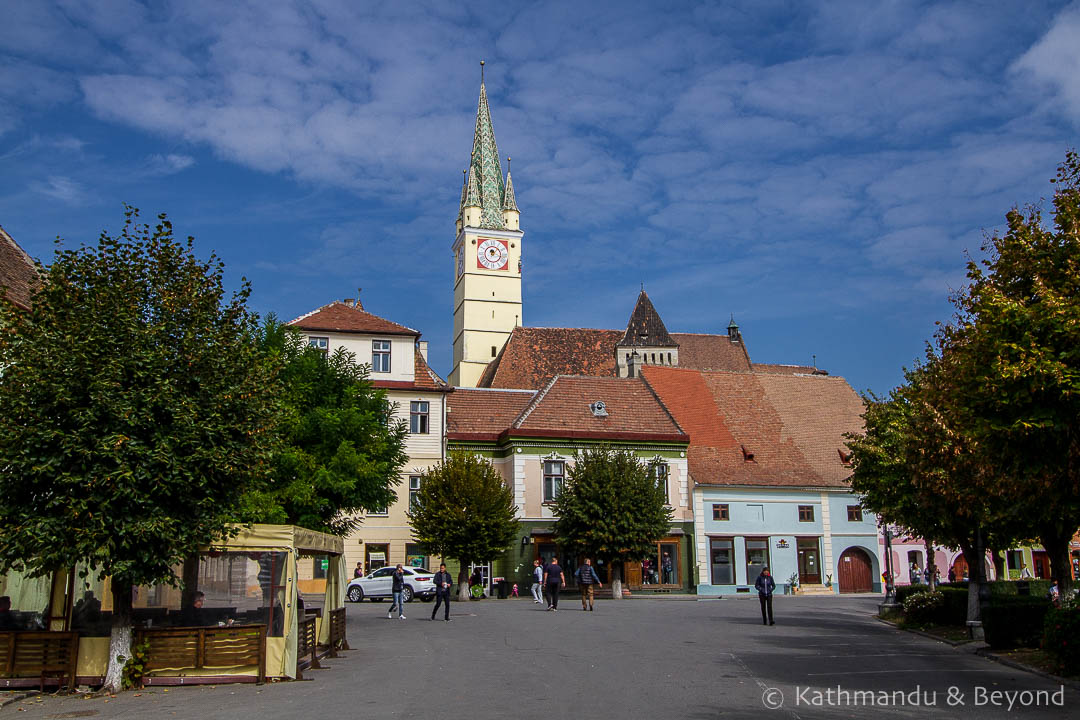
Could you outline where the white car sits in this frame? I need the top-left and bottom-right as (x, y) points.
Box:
(347, 567), (437, 603)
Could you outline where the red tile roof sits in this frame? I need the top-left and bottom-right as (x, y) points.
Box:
(446, 377), (688, 443)
(478, 327), (751, 390)
(446, 388), (537, 440)
(513, 376), (686, 441)
(752, 362), (826, 376)
(0, 225), (39, 311)
(414, 347), (449, 391)
(641, 366), (864, 488)
(288, 301), (419, 336)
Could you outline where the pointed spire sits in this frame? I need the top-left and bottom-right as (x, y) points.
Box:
(457, 168), (468, 221)
(619, 290), (676, 347)
(502, 157), (519, 212)
(467, 62), (507, 229)
(464, 165), (481, 208)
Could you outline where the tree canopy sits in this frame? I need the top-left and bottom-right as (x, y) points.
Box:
(408, 452), (517, 600)
(236, 319), (409, 535)
(932, 150), (1080, 589)
(552, 449), (672, 592)
(0, 208), (279, 690)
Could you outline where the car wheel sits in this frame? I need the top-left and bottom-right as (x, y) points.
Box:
(402, 586), (415, 603)
(347, 586), (364, 603)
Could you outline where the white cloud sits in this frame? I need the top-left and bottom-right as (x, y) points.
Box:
(144, 153), (195, 175)
(29, 175), (87, 205)
(1012, 2), (1080, 126)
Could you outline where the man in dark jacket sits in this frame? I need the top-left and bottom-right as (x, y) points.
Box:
(388, 564), (406, 620)
(431, 564), (453, 621)
(574, 558), (603, 611)
(755, 567), (776, 626)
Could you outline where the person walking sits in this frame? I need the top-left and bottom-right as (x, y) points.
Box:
(755, 566), (776, 626)
(354, 562), (364, 579)
(431, 563), (453, 621)
(531, 558), (544, 604)
(388, 564), (406, 620)
(574, 558), (603, 611)
(543, 557), (565, 611)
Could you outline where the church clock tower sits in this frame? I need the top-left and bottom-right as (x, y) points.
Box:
(450, 62), (523, 387)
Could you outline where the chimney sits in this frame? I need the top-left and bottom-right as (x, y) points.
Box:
(355, 288), (363, 311)
(628, 349), (639, 378)
(418, 340), (428, 361)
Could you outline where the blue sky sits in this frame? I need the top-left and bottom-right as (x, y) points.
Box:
(2, 1), (1078, 394)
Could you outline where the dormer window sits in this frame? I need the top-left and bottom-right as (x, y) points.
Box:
(590, 401), (608, 417)
(741, 445), (755, 462)
(838, 449), (853, 465)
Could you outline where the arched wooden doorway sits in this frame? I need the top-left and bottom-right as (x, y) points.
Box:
(837, 547), (873, 593)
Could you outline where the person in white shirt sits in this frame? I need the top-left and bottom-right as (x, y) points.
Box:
(531, 558), (544, 604)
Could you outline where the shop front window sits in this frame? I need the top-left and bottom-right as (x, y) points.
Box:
(633, 541), (680, 587)
(710, 538), (734, 585)
(405, 543), (426, 568)
(0, 568), (52, 631)
(745, 538), (770, 584)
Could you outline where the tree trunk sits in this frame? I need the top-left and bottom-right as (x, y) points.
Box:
(961, 542), (981, 624)
(457, 564), (470, 603)
(180, 555), (199, 609)
(925, 539), (937, 590)
(1041, 527), (1072, 594)
(102, 579), (134, 694)
(610, 561), (623, 600)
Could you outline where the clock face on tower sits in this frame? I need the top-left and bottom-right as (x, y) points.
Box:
(476, 238), (509, 270)
(456, 249), (464, 278)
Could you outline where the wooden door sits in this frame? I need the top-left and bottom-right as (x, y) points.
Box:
(624, 562), (643, 588)
(797, 538), (821, 584)
(837, 548), (872, 593)
(1032, 551), (1051, 580)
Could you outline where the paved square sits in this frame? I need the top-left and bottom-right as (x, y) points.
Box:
(5, 596), (1071, 719)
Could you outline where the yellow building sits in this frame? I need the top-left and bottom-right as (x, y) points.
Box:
(288, 299), (450, 577)
(450, 65), (523, 387)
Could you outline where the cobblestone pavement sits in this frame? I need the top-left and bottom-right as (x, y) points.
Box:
(3, 595), (1072, 719)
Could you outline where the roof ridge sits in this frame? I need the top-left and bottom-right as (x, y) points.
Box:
(513, 374), (560, 427)
(288, 300), (419, 335)
(455, 386), (536, 394)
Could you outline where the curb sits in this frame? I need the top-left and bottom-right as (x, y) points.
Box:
(874, 616), (973, 647)
(0, 690), (40, 708)
(975, 647), (1080, 690)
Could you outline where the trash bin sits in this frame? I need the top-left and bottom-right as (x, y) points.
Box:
(494, 578), (509, 599)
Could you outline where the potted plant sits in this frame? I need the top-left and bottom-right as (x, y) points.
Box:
(788, 572), (799, 595)
(825, 574), (833, 588)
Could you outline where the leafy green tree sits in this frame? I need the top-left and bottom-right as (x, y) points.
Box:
(408, 452), (517, 601)
(0, 208), (279, 692)
(848, 363), (1022, 620)
(935, 151), (1080, 592)
(552, 449), (672, 599)
(236, 318), (408, 534)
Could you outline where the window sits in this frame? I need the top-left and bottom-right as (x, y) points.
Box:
(712, 503), (729, 521)
(372, 340), (391, 373)
(312, 556), (328, 580)
(368, 498), (390, 516)
(847, 505), (862, 522)
(409, 475), (422, 510)
(798, 505), (815, 522)
(405, 543), (426, 568)
(710, 538), (734, 585)
(491, 345), (497, 357)
(651, 462), (669, 502)
(543, 460), (564, 502)
(308, 336), (328, 356)
(410, 401), (429, 434)
(745, 538), (770, 583)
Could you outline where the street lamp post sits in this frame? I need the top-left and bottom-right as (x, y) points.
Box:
(882, 524), (897, 609)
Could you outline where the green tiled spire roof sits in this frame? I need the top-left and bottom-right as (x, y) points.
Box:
(457, 168), (468, 224)
(502, 169), (518, 212)
(464, 165), (481, 208)
(467, 73), (507, 229)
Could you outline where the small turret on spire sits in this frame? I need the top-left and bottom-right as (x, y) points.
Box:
(480, 59), (485, 84)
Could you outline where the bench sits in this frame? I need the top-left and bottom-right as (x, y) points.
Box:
(136, 624), (266, 685)
(328, 607), (349, 657)
(0, 631), (80, 690)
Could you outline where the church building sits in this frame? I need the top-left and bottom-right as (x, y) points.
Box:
(445, 66), (880, 597)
